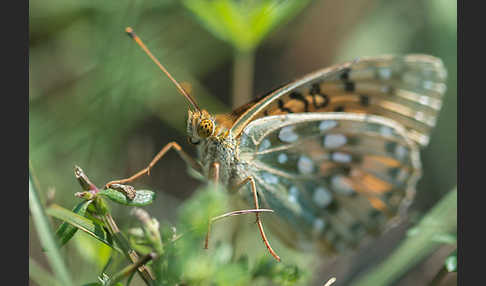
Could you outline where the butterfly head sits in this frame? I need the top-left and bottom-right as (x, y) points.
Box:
(123, 27), (232, 145)
(187, 109), (216, 144)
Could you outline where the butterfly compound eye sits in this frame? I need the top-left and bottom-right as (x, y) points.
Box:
(197, 119), (214, 138)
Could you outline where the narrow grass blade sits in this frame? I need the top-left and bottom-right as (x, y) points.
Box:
(182, 0), (312, 52)
(47, 204), (121, 253)
(351, 188), (457, 286)
(56, 200), (92, 246)
(29, 175), (73, 286)
(29, 257), (61, 286)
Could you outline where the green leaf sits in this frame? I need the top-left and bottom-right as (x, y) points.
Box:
(273, 264), (301, 284)
(182, 0), (312, 52)
(445, 250), (457, 272)
(178, 183), (227, 236)
(47, 204), (120, 252)
(99, 189), (156, 206)
(74, 231), (113, 270)
(29, 175), (73, 286)
(56, 200), (92, 246)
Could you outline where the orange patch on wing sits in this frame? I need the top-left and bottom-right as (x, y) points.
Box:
(328, 94), (360, 104)
(368, 197), (387, 212)
(319, 162), (338, 175)
(283, 98), (306, 112)
(361, 174), (392, 194)
(366, 155), (402, 167)
(215, 114), (237, 129)
(349, 169), (391, 195)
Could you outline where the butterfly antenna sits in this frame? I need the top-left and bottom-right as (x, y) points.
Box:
(125, 27), (201, 112)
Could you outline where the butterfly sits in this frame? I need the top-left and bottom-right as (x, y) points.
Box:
(106, 27), (447, 262)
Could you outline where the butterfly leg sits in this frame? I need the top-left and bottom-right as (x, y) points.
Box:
(204, 208), (274, 248)
(205, 165), (280, 261)
(209, 161), (219, 183)
(105, 142), (201, 188)
(234, 177), (281, 262)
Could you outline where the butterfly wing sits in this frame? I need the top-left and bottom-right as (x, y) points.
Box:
(230, 54), (447, 147)
(237, 113), (421, 252)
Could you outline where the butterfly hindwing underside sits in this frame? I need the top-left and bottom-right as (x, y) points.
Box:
(230, 54), (446, 253)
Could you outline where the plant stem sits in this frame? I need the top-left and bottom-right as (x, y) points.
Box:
(108, 253), (156, 286)
(29, 174), (73, 286)
(232, 49), (255, 108)
(102, 213), (155, 285)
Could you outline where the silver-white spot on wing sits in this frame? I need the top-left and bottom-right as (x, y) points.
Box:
(323, 134), (347, 148)
(331, 152), (352, 163)
(261, 172), (279, 184)
(313, 218), (326, 234)
(278, 153), (288, 164)
(288, 186), (299, 203)
(380, 126), (393, 137)
(395, 145), (408, 160)
(319, 120), (338, 131)
(313, 187), (333, 207)
(278, 126), (299, 142)
(259, 139), (271, 151)
(415, 111), (425, 122)
(331, 175), (355, 195)
(298, 155), (315, 174)
(378, 68), (392, 79)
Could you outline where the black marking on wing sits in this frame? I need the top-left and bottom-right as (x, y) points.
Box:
(359, 94), (370, 106)
(278, 99), (294, 113)
(334, 106), (345, 112)
(340, 67), (356, 92)
(344, 82), (355, 92)
(340, 68), (351, 81)
(309, 83), (330, 109)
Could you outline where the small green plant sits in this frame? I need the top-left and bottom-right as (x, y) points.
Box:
(30, 166), (308, 286)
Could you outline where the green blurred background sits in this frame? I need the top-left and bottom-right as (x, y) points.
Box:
(29, 0), (457, 285)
